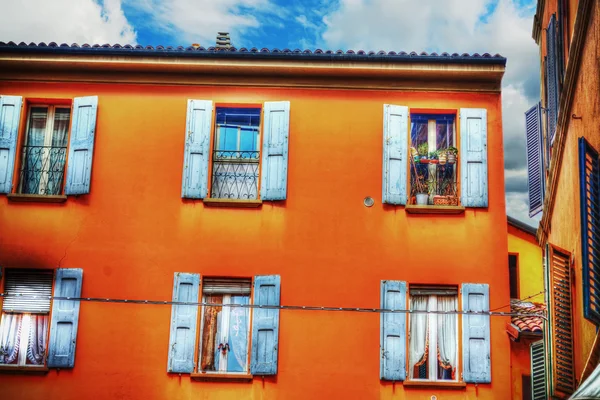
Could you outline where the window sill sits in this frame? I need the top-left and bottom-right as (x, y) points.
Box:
(203, 198), (262, 208)
(0, 365), (49, 375)
(191, 372), (253, 382)
(405, 205), (465, 214)
(7, 193), (67, 203)
(403, 381), (467, 390)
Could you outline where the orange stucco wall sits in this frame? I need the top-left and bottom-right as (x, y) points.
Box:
(0, 80), (509, 399)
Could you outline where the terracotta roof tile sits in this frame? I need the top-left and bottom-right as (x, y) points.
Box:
(511, 300), (546, 333)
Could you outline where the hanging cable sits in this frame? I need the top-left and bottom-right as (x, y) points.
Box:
(489, 290), (547, 312)
(0, 293), (547, 319)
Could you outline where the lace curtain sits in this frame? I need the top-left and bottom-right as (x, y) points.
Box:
(409, 296), (429, 379)
(437, 296), (457, 380)
(0, 314), (22, 364)
(27, 315), (48, 365)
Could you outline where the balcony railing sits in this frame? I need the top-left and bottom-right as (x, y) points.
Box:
(410, 162), (458, 203)
(19, 145), (67, 195)
(210, 150), (260, 200)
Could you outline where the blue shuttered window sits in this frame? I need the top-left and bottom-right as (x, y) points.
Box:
(0, 95), (23, 194)
(167, 273), (200, 373)
(250, 275), (280, 375)
(460, 108), (488, 207)
(380, 280), (407, 381)
(181, 100), (213, 199)
(579, 138), (600, 325)
(525, 103), (545, 217)
(382, 105), (408, 205)
(47, 268), (84, 368)
(546, 14), (559, 145)
(65, 96), (98, 195)
(260, 102), (290, 201)
(461, 283), (491, 383)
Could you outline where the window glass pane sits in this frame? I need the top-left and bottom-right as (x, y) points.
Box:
(239, 128), (258, 154)
(47, 108), (70, 195)
(227, 295), (249, 372)
(52, 108), (70, 147)
(218, 127), (238, 151)
(436, 122), (454, 150)
(25, 314), (48, 365)
(509, 255), (519, 298)
(410, 121), (428, 150)
(436, 295), (457, 380)
(21, 107), (48, 194)
(409, 295), (429, 379)
(26, 107), (48, 146)
(0, 313), (23, 365)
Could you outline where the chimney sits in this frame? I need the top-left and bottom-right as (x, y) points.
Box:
(216, 32), (231, 49)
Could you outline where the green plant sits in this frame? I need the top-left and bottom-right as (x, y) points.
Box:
(428, 151), (438, 160)
(417, 143), (429, 156)
(427, 177), (437, 195)
(446, 146), (458, 155)
(410, 157), (427, 194)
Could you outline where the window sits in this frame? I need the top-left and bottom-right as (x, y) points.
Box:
(18, 105), (71, 195)
(409, 114), (458, 205)
(408, 286), (458, 381)
(0, 269), (53, 367)
(199, 278), (252, 373)
(210, 107), (261, 200)
(509, 254), (519, 299)
(522, 374), (532, 400)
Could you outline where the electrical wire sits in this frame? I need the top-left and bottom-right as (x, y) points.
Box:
(488, 290), (547, 312)
(0, 293), (547, 319)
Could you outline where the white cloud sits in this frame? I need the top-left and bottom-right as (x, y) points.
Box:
(0, 0), (136, 44)
(127, 0), (274, 46)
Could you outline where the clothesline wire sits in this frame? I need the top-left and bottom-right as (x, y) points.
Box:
(488, 290), (547, 312)
(0, 293), (547, 319)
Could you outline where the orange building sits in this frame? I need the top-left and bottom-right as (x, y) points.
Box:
(0, 42), (510, 399)
(524, 0), (600, 397)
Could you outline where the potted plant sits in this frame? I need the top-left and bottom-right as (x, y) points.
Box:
(410, 157), (428, 205)
(427, 177), (437, 204)
(438, 149), (447, 165)
(446, 146), (458, 164)
(429, 151), (439, 164)
(417, 143), (429, 164)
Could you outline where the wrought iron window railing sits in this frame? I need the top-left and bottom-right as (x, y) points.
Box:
(410, 163), (458, 202)
(210, 150), (260, 200)
(18, 145), (68, 195)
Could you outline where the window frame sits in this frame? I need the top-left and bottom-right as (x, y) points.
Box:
(207, 104), (264, 201)
(196, 277), (253, 375)
(406, 286), (460, 383)
(0, 268), (54, 369)
(17, 103), (72, 196)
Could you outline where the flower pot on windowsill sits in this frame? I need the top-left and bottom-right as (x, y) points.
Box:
(447, 154), (456, 164)
(419, 158), (430, 164)
(433, 195), (460, 206)
(416, 193), (429, 205)
(429, 159), (439, 164)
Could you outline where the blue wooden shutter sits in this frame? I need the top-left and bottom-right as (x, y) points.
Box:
(531, 340), (548, 400)
(260, 102), (290, 201)
(382, 105), (408, 205)
(65, 96), (98, 195)
(525, 103), (545, 217)
(380, 280), (407, 381)
(250, 275), (280, 375)
(47, 268), (83, 368)
(462, 283), (491, 383)
(0, 95), (22, 194)
(546, 14), (559, 145)
(579, 137), (600, 325)
(181, 100), (213, 199)
(460, 108), (488, 207)
(167, 272), (200, 373)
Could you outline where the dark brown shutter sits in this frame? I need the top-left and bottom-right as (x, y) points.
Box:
(549, 246), (575, 396)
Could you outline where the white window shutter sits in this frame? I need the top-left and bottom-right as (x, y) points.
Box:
(47, 268), (83, 368)
(65, 96), (98, 195)
(462, 283), (491, 383)
(167, 272), (200, 373)
(250, 275), (280, 375)
(460, 108), (488, 207)
(0, 95), (23, 194)
(260, 101), (290, 200)
(382, 105), (408, 205)
(181, 100), (213, 199)
(380, 280), (407, 381)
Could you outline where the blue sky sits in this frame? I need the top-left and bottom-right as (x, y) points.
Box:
(0, 0), (541, 225)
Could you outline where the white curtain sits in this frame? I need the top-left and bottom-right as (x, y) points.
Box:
(437, 296), (457, 380)
(27, 315), (48, 365)
(409, 296), (429, 378)
(0, 314), (22, 364)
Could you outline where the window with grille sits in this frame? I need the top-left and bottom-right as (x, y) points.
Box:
(408, 286), (458, 381)
(409, 114), (458, 203)
(18, 105), (71, 196)
(210, 107), (261, 200)
(0, 269), (53, 367)
(579, 137), (600, 325)
(198, 278), (252, 373)
(548, 245), (575, 396)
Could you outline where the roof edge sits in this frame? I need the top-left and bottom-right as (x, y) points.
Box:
(507, 216), (538, 236)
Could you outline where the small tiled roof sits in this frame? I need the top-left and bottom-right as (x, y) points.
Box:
(511, 300), (545, 333)
(0, 41), (506, 65)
